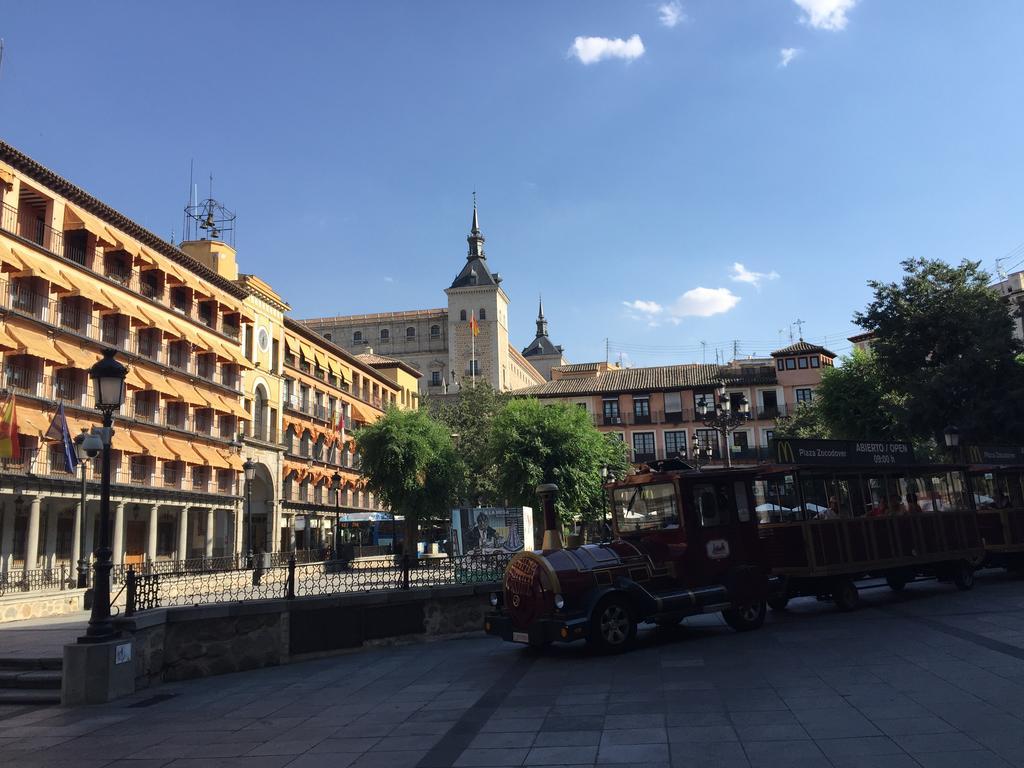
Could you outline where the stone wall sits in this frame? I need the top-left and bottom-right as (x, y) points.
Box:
(0, 589), (85, 623)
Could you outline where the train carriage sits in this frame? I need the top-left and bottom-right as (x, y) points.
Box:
(966, 446), (1024, 569)
(760, 439), (984, 610)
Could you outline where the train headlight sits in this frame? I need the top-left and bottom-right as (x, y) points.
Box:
(489, 592), (499, 607)
(554, 593), (565, 610)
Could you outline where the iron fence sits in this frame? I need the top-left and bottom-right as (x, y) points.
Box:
(0, 565), (75, 596)
(124, 551), (513, 614)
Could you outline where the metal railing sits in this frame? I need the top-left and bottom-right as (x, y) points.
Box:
(124, 551), (513, 614)
(0, 565), (75, 596)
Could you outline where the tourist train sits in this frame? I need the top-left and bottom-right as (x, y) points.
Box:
(484, 439), (1024, 652)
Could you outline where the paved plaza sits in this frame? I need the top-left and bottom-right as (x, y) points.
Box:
(4, 572), (1024, 768)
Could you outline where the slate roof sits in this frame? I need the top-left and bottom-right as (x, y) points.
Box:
(771, 340), (837, 358)
(522, 335), (561, 357)
(449, 256), (498, 289)
(516, 364), (724, 397)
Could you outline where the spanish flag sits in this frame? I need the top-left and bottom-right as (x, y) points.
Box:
(0, 393), (20, 461)
(469, 316), (479, 337)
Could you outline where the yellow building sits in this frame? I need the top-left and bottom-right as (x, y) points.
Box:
(0, 140), (417, 577)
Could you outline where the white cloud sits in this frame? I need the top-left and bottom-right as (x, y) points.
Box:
(779, 47), (802, 68)
(730, 262), (780, 289)
(383, 276), (394, 283)
(671, 287), (740, 317)
(623, 288), (740, 325)
(570, 34), (645, 65)
(792, 0), (858, 30)
(658, 2), (686, 28)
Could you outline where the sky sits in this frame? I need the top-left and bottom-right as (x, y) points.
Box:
(3, 1), (1024, 367)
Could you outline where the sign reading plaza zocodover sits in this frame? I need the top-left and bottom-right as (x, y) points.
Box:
(770, 439), (916, 466)
(966, 446), (1024, 465)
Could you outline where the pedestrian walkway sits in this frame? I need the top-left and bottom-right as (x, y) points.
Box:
(0, 613), (88, 659)
(3, 573), (1024, 767)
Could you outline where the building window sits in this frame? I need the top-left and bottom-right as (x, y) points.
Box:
(695, 429), (719, 456)
(732, 431), (749, 451)
(324, 333), (332, 341)
(602, 398), (620, 421)
(459, 310), (467, 321)
(353, 331), (362, 343)
(776, 359), (784, 371)
(810, 356), (820, 368)
(430, 325), (440, 339)
(380, 329), (390, 342)
(467, 360), (480, 375)
(431, 371), (441, 386)
(785, 358), (796, 370)
(665, 430), (687, 458)
(795, 388), (813, 404)
(798, 357), (808, 369)
(764, 429), (775, 446)
(632, 432), (655, 461)
(633, 397), (650, 421)
(694, 392), (715, 413)
(479, 308), (486, 320)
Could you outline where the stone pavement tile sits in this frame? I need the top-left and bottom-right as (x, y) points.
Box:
(164, 758), (294, 768)
(348, 749), (429, 768)
(103, 761), (173, 768)
(742, 739), (830, 768)
(541, 715), (605, 732)
(827, 756), (921, 768)
(730, 711), (799, 726)
(247, 738), (326, 756)
(555, 694), (607, 706)
(549, 705), (607, 717)
(283, 754), (359, 768)
(800, 718), (882, 740)
(534, 731), (601, 747)
(604, 713), (666, 729)
(524, 745), (599, 765)
(869, 717), (957, 736)
(891, 732), (983, 754)
(469, 731), (538, 749)
(410, 708), (472, 723)
(667, 725), (739, 743)
(599, 727), (667, 746)
(735, 724), (810, 741)
(606, 701), (667, 715)
(308, 736), (382, 753)
(722, 692), (788, 712)
(597, 743), (671, 764)
(815, 737), (905, 758)
(913, 751), (1014, 768)
(667, 697), (728, 713)
(782, 693), (853, 710)
(391, 720), (458, 736)
(481, 717), (545, 734)
(454, 747), (531, 767)
(667, 711), (732, 727)
(496, 706), (552, 719)
(669, 741), (750, 768)
(384, 733), (446, 751)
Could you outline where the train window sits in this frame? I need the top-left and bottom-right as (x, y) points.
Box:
(613, 483), (679, 533)
(754, 477), (797, 522)
(733, 481), (751, 522)
(693, 483), (733, 528)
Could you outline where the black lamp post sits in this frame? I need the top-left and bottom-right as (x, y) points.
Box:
(332, 471), (342, 559)
(73, 428), (102, 589)
(243, 458), (256, 568)
(944, 424), (961, 464)
(697, 389), (752, 469)
(691, 432), (713, 468)
(81, 349), (127, 643)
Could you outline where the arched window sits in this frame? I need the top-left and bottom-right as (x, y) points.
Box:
(254, 385), (268, 442)
(406, 326), (415, 339)
(353, 331), (362, 343)
(459, 310), (467, 321)
(479, 308), (487, 320)
(430, 324), (440, 339)
(300, 429), (312, 457)
(380, 328), (390, 342)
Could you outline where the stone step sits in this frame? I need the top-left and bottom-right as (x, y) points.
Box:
(0, 669), (62, 689)
(0, 689), (61, 706)
(0, 657), (62, 671)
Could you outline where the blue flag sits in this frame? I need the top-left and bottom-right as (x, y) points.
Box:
(45, 403), (78, 474)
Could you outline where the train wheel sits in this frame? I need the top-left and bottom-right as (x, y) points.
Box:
(767, 595), (790, 611)
(832, 579), (860, 611)
(723, 600), (767, 631)
(589, 595), (637, 653)
(953, 561), (975, 591)
(886, 572), (909, 592)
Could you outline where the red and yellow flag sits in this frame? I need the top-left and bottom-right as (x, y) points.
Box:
(469, 316), (479, 337)
(0, 393), (20, 460)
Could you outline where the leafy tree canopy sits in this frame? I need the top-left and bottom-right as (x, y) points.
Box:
(854, 258), (1024, 444)
(773, 401), (831, 440)
(815, 349), (907, 441)
(490, 398), (629, 524)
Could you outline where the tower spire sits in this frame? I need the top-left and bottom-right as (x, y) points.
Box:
(536, 293), (548, 338)
(466, 192), (485, 259)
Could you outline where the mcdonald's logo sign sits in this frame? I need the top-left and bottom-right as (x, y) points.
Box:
(776, 440), (796, 464)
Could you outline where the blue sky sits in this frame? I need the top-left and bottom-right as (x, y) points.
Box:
(3, 1), (1023, 366)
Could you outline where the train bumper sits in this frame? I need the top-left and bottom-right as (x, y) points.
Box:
(484, 612), (589, 645)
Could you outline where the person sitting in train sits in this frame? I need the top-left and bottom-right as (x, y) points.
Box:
(868, 498), (890, 517)
(995, 491), (1012, 509)
(906, 492), (923, 514)
(815, 497), (840, 520)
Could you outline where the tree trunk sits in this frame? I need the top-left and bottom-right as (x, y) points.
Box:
(404, 507), (418, 560)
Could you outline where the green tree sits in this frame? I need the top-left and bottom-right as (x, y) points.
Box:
(773, 401), (831, 440)
(815, 349), (906, 441)
(490, 398), (630, 525)
(354, 408), (460, 555)
(855, 258), (1024, 444)
(427, 382), (509, 506)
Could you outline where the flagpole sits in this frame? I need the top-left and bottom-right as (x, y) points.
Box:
(471, 322), (476, 387)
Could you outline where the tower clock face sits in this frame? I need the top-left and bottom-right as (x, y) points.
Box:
(257, 328), (270, 352)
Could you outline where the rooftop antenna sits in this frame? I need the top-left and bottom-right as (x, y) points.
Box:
(605, 338), (609, 364)
(794, 318), (806, 340)
(183, 170), (236, 245)
(732, 340), (739, 360)
(0, 39), (5, 79)
(701, 340), (707, 363)
(788, 324), (795, 343)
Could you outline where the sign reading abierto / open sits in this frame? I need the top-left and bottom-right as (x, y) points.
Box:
(771, 439), (916, 466)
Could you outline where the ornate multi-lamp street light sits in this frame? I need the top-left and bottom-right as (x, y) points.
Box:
(332, 471), (342, 559)
(696, 388), (752, 469)
(690, 433), (714, 468)
(243, 458), (256, 568)
(81, 349), (127, 643)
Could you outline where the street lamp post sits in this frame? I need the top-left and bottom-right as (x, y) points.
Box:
(944, 424), (961, 464)
(81, 349), (127, 643)
(73, 429), (102, 589)
(243, 458), (256, 568)
(697, 389), (752, 469)
(332, 471), (342, 560)
(691, 432), (714, 469)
